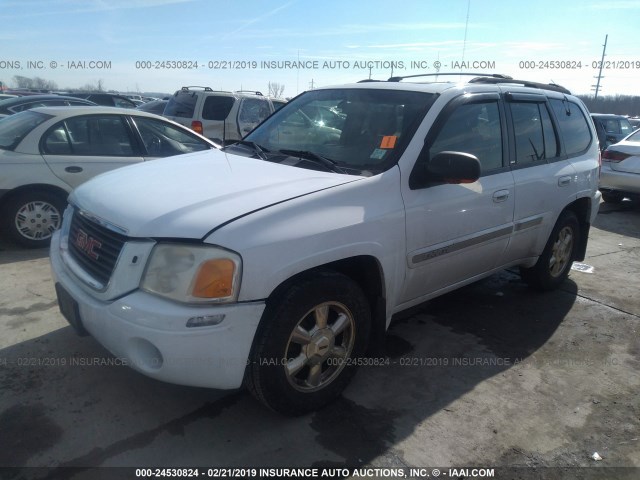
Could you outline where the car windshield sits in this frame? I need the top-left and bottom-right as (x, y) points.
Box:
(0, 110), (52, 150)
(235, 88), (435, 175)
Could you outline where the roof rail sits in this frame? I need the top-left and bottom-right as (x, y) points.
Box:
(384, 72), (571, 94)
(467, 76), (571, 94)
(235, 90), (263, 96)
(387, 73), (513, 82)
(181, 86), (214, 92)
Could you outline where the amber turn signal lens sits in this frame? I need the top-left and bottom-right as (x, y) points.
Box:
(191, 259), (235, 298)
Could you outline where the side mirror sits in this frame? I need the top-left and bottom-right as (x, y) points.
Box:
(426, 151), (481, 184)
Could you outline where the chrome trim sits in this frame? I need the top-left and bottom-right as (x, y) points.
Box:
(514, 216), (543, 232)
(412, 226), (513, 264)
(74, 206), (129, 236)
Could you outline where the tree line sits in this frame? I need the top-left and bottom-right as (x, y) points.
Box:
(577, 95), (640, 117)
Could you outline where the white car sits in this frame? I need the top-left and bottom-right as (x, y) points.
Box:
(599, 127), (640, 203)
(0, 106), (217, 247)
(51, 75), (601, 414)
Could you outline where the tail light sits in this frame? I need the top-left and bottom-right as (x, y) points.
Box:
(598, 150), (601, 178)
(191, 120), (203, 135)
(602, 149), (630, 162)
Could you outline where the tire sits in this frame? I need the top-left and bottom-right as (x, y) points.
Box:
(601, 191), (624, 204)
(3, 191), (66, 248)
(246, 271), (371, 415)
(520, 210), (580, 291)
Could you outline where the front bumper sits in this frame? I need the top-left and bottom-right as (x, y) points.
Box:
(50, 231), (265, 389)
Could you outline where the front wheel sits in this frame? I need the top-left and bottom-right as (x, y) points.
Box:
(246, 271), (371, 415)
(520, 210), (580, 291)
(3, 191), (66, 248)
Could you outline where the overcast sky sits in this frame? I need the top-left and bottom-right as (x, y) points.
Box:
(2, 0), (639, 97)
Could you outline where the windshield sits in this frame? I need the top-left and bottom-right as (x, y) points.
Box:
(237, 88), (435, 175)
(0, 110), (52, 150)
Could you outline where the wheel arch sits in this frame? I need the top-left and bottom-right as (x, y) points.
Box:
(0, 183), (70, 210)
(563, 196), (592, 262)
(261, 255), (387, 355)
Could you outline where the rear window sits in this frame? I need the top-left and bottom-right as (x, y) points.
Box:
(202, 96), (235, 120)
(550, 99), (592, 156)
(0, 110), (52, 150)
(164, 92), (198, 118)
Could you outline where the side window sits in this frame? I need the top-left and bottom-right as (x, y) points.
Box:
(133, 116), (210, 156)
(62, 115), (134, 156)
(202, 96), (235, 120)
(510, 102), (558, 164)
(113, 97), (135, 108)
(429, 101), (503, 173)
(550, 99), (592, 156)
(239, 98), (271, 124)
(42, 123), (72, 154)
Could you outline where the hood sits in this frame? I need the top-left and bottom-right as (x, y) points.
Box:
(69, 149), (361, 239)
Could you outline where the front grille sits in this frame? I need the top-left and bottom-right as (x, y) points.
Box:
(68, 211), (127, 287)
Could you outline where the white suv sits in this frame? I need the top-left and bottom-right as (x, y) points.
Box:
(163, 86), (281, 143)
(51, 74), (601, 415)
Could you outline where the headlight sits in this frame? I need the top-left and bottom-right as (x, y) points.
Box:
(140, 244), (242, 304)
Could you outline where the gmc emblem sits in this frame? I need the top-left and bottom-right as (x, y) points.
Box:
(74, 229), (102, 260)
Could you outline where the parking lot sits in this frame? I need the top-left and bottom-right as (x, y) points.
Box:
(0, 201), (638, 479)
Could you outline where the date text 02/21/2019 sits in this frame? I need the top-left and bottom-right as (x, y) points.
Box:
(518, 60), (640, 69)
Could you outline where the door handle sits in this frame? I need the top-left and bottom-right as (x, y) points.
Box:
(65, 166), (83, 173)
(493, 190), (510, 203)
(558, 176), (571, 187)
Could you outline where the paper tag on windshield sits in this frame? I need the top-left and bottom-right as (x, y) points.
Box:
(370, 149), (386, 160)
(380, 136), (397, 149)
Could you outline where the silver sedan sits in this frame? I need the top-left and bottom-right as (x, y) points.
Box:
(600, 128), (640, 203)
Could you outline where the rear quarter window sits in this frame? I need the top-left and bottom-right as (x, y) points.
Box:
(550, 99), (592, 156)
(202, 96), (235, 120)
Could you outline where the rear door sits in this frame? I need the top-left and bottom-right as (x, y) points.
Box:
(500, 94), (579, 263)
(41, 114), (143, 188)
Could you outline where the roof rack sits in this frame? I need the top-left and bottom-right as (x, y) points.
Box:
(384, 72), (571, 94)
(468, 76), (571, 94)
(181, 86), (214, 91)
(235, 90), (263, 96)
(388, 72), (513, 82)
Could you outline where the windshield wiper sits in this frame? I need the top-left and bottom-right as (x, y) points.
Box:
(224, 140), (269, 160)
(278, 149), (347, 174)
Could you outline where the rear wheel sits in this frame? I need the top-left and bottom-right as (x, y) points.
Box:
(246, 271), (370, 415)
(3, 191), (66, 248)
(520, 210), (580, 291)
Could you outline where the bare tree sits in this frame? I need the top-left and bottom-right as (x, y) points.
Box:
(12, 75), (57, 90)
(268, 82), (285, 98)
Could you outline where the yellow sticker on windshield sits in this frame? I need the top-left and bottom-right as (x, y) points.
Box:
(380, 136), (397, 149)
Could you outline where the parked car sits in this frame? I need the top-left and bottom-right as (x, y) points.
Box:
(135, 99), (169, 115)
(591, 113), (634, 151)
(0, 95), (97, 118)
(628, 117), (640, 131)
(66, 92), (137, 108)
(50, 74), (600, 415)
(163, 87), (280, 143)
(0, 107), (217, 247)
(599, 128), (640, 203)
(0, 94), (18, 101)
